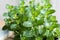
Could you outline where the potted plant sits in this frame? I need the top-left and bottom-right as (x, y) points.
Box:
(2, 0), (60, 40)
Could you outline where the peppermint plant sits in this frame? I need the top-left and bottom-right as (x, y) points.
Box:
(2, 0), (60, 40)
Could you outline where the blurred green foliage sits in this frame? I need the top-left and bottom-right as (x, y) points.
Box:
(2, 0), (60, 40)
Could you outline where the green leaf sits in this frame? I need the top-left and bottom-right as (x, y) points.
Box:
(49, 16), (56, 22)
(4, 18), (12, 24)
(10, 24), (17, 30)
(44, 0), (50, 5)
(44, 30), (50, 37)
(35, 36), (42, 40)
(20, 0), (25, 6)
(8, 12), (18, 19)
(14, 34), (20, 40)
(55, 28), (60, 37)
(23, 30), (34, 37)
(46, 9), (55, 15)
(2, 25), (8, 30)
(40, 9), (46, 14)
(6, 4), (13, 10)
(23, 21), (33, 27)
(3, 13), (8, 17)
(36, 19), (44, 25)
(49, 22), (58, 31)
(38, 26), (43, 34)
(20, 36), (26, 40)
(44, 3), (52, 9)
(47, 36), (54, 40)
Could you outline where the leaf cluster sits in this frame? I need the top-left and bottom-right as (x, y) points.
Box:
(2, 0), (60, 40)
